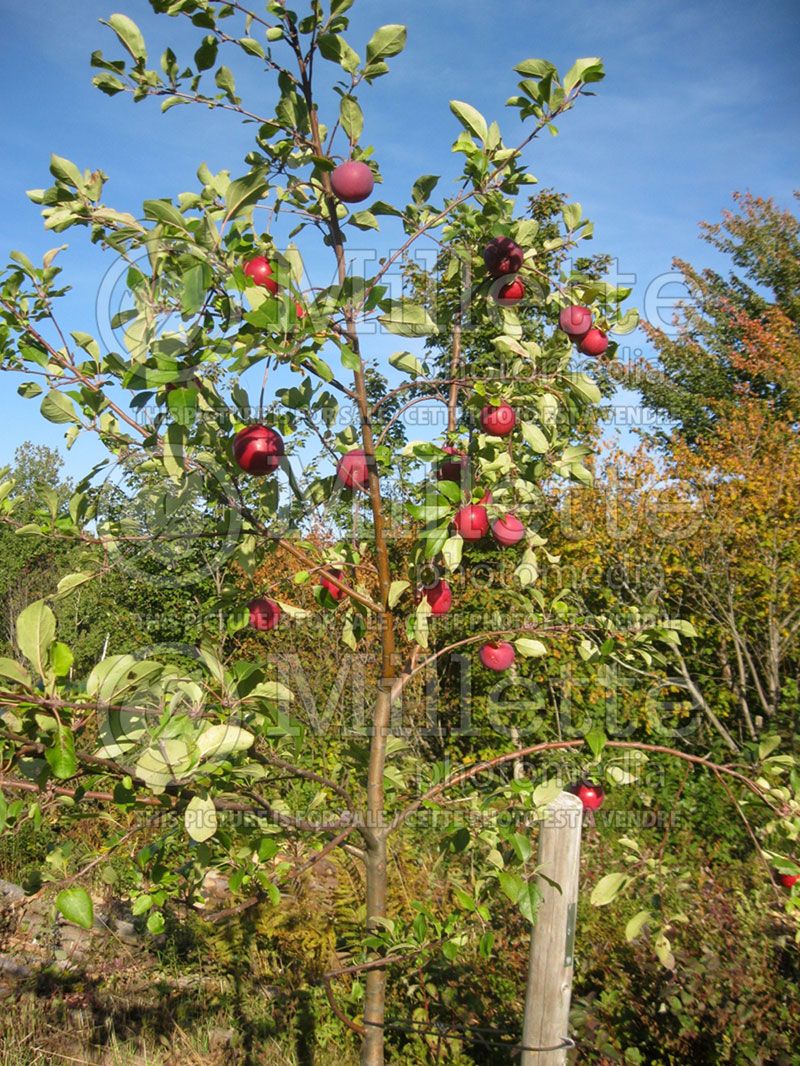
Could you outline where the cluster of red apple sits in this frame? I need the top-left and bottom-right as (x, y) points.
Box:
(483, 235), (610, 357)
(232, 230), (607, 666)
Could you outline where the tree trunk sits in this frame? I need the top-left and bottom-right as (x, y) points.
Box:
(361, 832), (388, 1066)
(361, 686), (392, 1066)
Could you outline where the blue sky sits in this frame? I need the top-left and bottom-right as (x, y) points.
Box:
(1, 0), (798, 476)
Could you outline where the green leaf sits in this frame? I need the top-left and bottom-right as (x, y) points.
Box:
(16, 601), (56, 679)
(196, 724), (254, 760)
(613, 308), (640, 335)
(49, 154), (83, 188)
(56, 572), (96, 596)
(143, 198), (188, 230)
(41, 390), (79, 425)
(185, 795), (217, 842)
(181, 263), (211, 316)
(449, 100), (489, 143)
(0, 657), (32, 687)
(654, 932), (676, 970)
(379, 302), (437, 338)
(561, 202), (582, 230)
(625, 910), (651, 942)
(563, 57), (605, 93)
(365, 24), (407, 63)
(317, 33), (361, 74)
(50, 641), (74, 678)
(103, 13), (147, 61)
(520, 421), (549, 453)
(46, 724), (79, 780)
(514, 58), (557, 79)
(585, 724), (607, 758)
(591, 872), (632, 907)
(339, 95), (363, 142)
(224, 173), (268, 221)
(166, 386), (198, 427)
(441, 536), (463, 572)
(515, 638), (547, 658)
(18, 382), (42, 399)
(215, 65), (237, 101)
(411, 174), (440, 205)
(56, 887), (94, 930)
(388, 350), (425, 376)
(146, 911), (165, 935)
(388, 581), (410, 609)
(567, 373), (602, 405)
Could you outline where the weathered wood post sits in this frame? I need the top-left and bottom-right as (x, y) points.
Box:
(521, 790), (583, 1065)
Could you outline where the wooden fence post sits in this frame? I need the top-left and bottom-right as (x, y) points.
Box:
(521, 790), (583, 1065)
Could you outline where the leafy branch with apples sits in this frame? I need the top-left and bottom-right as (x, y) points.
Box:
(0, 2), (797, 1063)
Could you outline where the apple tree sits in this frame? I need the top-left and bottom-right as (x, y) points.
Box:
(1, 3), (796, 1063)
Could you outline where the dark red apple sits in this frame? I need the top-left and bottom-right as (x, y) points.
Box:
(492, 514), (525, 546)
(336, 448), (371, 491)
(559, 305), (593, 337)
(423, 579), (452, 616)
(779, 872), (800, 888)
(570, 779), (605, 811)
(483, 237), (524, 278)
(330, 161), (374, 203)
(320, 568), (346, 602)
(243, 256), (279, 295)
(436, 446), (468, 484)
(248, 597), (281, 631)
(479, 641), (516, 671)
(453, 503), (489, 541)
(578, 328), (609, 357)
(494, 278), (525, 306)
(480, 402), (516, 437)
(233, 425), (285, 476)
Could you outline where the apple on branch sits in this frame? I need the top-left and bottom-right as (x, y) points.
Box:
(492, 514), (525, 546)
(243, 256), (279, 295)
(483, 236), (524, 278)
(248, 597), (281, 631)
(453, 502), (489, 541)
(330, 160), (375, 203)
(233, 425), (285, 476)
(479, 641), (516, 671)
(480, 402), (516, 437)
(336, 448), (373, 491)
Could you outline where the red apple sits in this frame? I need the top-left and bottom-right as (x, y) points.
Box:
(295, 302), (306, 319)
(483, 237), (524, 278)
(320, 568), (346, 602)
(480, 402), (516, 437)
(243, 256), (279, 295)
(233, 425), (285, 476)
(248, 597), (281, 631)
(559, 305), (593, 337)
(423, 579), (452, 616)
(570, 779), (605, 811)
(453, 503), (489, 541)
(779, 872), (800, 888)
(578, 328), (609, 357)
(330, 161), (375, 203)
(479, 641), (516, 671)
(436, 446), (468, 484)
(336, 448), (371, 491)
(494, 277), (525, 306)
(492, 514), (525, 546)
